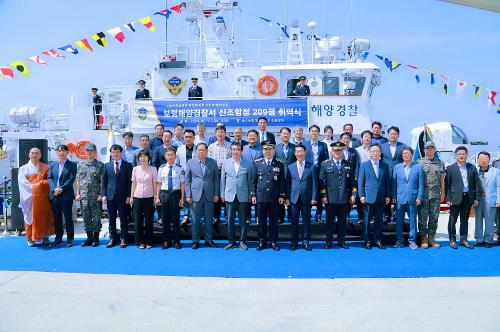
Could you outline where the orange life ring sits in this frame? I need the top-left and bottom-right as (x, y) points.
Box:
(66, 142), (76, 154)
(74, 140), (90, 160)
(257, 75), (279, 96)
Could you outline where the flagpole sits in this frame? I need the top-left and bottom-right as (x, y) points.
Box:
(165, 1), (168, 57)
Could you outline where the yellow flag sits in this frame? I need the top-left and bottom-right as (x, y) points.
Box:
(139, 16), (156, 32)
(10, 61), (30, 77)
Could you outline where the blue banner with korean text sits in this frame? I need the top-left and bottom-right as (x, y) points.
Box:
(152, 98), (308, 128)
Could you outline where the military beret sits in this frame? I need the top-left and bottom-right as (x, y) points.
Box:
(191, 77), (198, 81)
(91, 87), (98, 92)
(299, 76), (306, 80)
(138, 79), (146, 85)
(424, 141), (436, 148)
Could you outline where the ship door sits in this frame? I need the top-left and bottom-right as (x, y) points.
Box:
(287, 79), (299, 97)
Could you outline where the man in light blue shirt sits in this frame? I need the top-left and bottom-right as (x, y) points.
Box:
(122, 131), (139, 163)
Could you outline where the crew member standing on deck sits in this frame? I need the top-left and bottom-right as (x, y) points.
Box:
(293, 76), (310, 97)
(188, 77), (203, 100)
(251, 140), (286, 251)
(91, 88), (103, 130)
(135, 79), (150, 100)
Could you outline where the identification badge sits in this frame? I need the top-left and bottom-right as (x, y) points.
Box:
(274, 175), (278, 180)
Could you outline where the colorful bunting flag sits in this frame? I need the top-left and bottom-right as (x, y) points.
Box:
(376, 55), (384, 61)
(139, 16), (156, 32)
(258, 16), (273, 27)
(26, 55), (48, 65)
(124, 22), (136, 32)
(107, 27), (125, 42)
(59, 44), (79, 54)
(42, 49), (65, 58)
(406, 65), (420, 83)
(362, 51), (369, 60)
(170, 3), (185, 14)
(155, 9), (172, 19)
(488, 90), (497, 109)
(0, 67), (15, 78)
(497, 103), (500, 115)
(474, 86), (482, 98)
(442, 76), (449, 94)
(9, 61), (30, 77)
(277, 23), (289, 38)
(383, 58), (400, 71)
(430, 73), (435, 85)
(91, 32), (108, 47)
(75, 38), (93, 52)
(456, 80), (466, 99)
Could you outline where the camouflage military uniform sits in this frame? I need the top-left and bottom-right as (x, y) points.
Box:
(77, 159), (105, 232)
(417, 157), (445, 235)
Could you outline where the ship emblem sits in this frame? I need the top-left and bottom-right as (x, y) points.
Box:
(163, 76), (187, 95)
(136, 107), (148, 121)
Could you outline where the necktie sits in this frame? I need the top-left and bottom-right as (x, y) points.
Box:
(167, 165), (173, 193)
(114, 161), (119, 175)
(200, 162), (206, 177)
(298, 162), (303, 179)
(260, 132), (265, 142)
(336, 161), (341, 172)
(283, 145), (288, 158)
(373, 161), (379, 178)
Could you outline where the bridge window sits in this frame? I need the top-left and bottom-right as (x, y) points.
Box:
(451, 125), (468, 144)
(322, 77), (340, 95)
(343, 77), (365, 96)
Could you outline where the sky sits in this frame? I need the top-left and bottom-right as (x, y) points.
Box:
(0, 0), (499, 151)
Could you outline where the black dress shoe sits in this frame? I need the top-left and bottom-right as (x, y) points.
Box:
(204, 241), (217, 248)
(303, 243), (312, 251)
(271, 242), (280, 251)
(239, 242), (248, 250)
(174, 243), (182, 249)
(460, 240), (474, 249)
(192, 242), (199, 250)
(338, 241), (349, 249)
(364, 242), (372, 250)
(290, 243), (298, 251)
(224, 242), (237, 250)
(449, 241), (458, 249)
(374, 241), (386, 250)
(162, 242), (170, 250)
(393, 241), (404, 248)
(484, 242), (493, 248)
(50, 239), (63, 247)
(256, 242), (266, 251)
(106, 240), (115, 248)
(324, 241), (333, 249)
(66, 240), (74, 248)
(475, 241), (485, 247)
(81, 239), (93, 247)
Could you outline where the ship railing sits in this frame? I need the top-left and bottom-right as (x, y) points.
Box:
(158, 39), (351, 68)
(41, 105), (69, 132)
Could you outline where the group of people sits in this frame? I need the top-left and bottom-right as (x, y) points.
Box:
(18, 118), (500, 251)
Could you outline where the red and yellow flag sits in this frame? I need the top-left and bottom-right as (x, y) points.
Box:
(139, 16), (156, 32)
(75, 38), (93, 52)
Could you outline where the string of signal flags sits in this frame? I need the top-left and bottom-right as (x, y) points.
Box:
(0, 3), (186, 81)
(366, 52), (499, 116)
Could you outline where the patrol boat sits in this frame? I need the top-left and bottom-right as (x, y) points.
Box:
(0, 0), (477, 177)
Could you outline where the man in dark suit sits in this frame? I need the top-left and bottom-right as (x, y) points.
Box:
(188, 77), (203, 100)
(135, 79), (150, 100)
(152, 130), (175, 169)
(286, 144), (317, 250)
(320, 142), (357, 249)
(251, 140), (286, 251)
(358, 144), (391, 249)
(232, 127), (248, 147)
(304, 124), (329, 223)
(275, 127), (296, 224)
(149, 124), (164, 151)
(340, 132), (359, 178)
(185, 143), (220, 249)
(257, 117), (276, 145)
(370, 121), (388, 145)
(380, 126), (405, 224)
(48, 144), (77, 247)
(343, 123), (362, 148)
(446, 145), (482, 249)
(102, 144), (133, 248)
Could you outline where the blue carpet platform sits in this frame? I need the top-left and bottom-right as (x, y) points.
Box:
(1, 237), (499, 279)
